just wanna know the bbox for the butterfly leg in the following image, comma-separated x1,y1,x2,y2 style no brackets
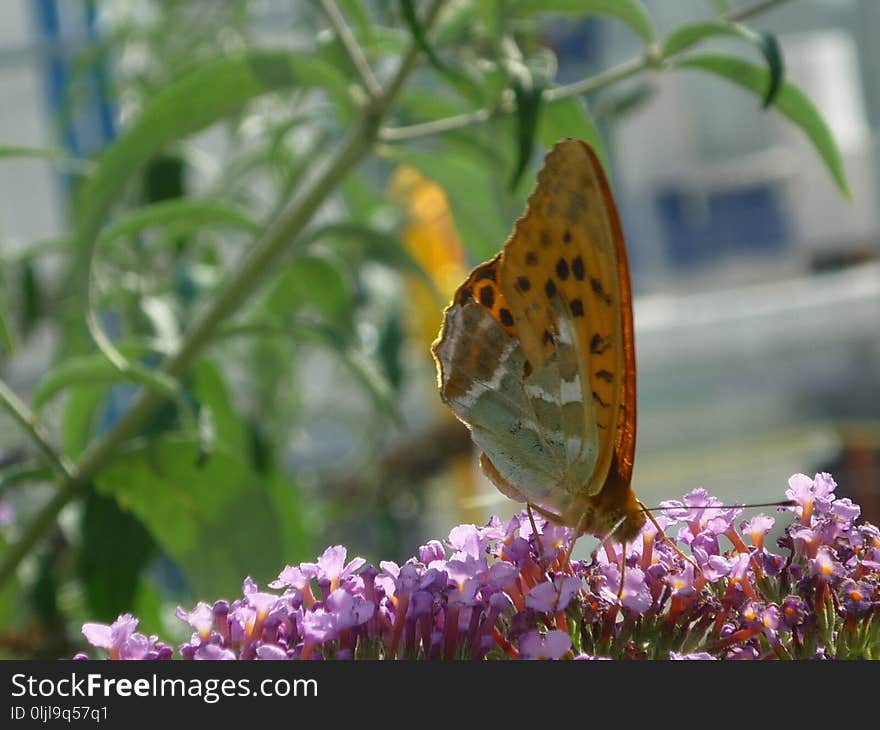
525,504,546,565
638,500,699,571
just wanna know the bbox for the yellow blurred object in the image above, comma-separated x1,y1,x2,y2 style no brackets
389,164,482,524
389,164,468,351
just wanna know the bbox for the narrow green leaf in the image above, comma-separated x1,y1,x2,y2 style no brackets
400,0,478,98
509,76,545,192
0,282,13,354
513,0,656,45
677,54,850,198
264,254,353,336
303,222,434,288
98,199,260,252
74,51,347,265
32,344,153,412
662,21,784,106
0,145,69,161
61,384,106,459
537,97,608,174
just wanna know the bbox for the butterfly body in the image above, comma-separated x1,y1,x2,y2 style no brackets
432,139,644,543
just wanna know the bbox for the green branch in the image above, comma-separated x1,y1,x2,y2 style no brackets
379,0,796,143
0,379,74,480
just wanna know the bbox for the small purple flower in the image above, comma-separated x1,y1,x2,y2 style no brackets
669,651,716,660
742,514,774,548
81,614,164,660
809,546,846,583
840,579,873,615
303,545,365,593
270,564,316,591
600,565,651,613
831,498,860,524
781,595,807,628
419,540,445,565
487,561,518,590
518,629,571,660
326,588,375,629
300,608,336,646
255,644,289,660
195,643,236,660
525,576,580,613
665,561,696,598
175,602,214,640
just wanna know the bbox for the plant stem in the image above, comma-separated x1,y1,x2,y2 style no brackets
0,0,448,590
319,0,382,99
379,0,796,143
0,380,73,480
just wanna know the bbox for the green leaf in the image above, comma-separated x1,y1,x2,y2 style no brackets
78,491,156,621
662,21,784,106
677,54,850,198
337,0,372,40
537,97,608,174
400,0,478,99
264,468,310,560
513,0,656,45
190,360,248,456
509,75,545,192
61,384,107,459
33,343,153,413
303,222,434,288
98,199,260,252
0,145,68,161
74,51,347,270
0,279,13,354
94,436,289,597
383,147,508,261
264,254,353,336
191,362,309,559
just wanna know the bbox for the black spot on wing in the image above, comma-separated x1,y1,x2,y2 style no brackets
570,298,584,317
590,277,612,305
556,258,570,281
572,256,585,281
479,285,495,309
590,334,611,355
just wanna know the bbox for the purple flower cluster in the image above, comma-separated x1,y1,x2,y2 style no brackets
77,473,879,659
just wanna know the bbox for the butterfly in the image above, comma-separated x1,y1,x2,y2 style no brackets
432,138,645,545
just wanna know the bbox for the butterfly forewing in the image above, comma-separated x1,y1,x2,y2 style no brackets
433,138,636,527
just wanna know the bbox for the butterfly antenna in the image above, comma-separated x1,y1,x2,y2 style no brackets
639,499,796,511
637,501,699,571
